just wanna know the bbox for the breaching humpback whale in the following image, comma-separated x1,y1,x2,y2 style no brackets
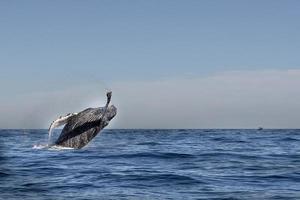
48,91,117,149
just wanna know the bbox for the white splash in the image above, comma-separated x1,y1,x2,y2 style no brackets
32,144,49,149
49,145,75,150
32,144,75,150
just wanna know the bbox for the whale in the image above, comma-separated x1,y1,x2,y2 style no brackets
48,91,117,149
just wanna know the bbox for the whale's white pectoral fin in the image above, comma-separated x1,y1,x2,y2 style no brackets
48,112,78,131
48,113,78,141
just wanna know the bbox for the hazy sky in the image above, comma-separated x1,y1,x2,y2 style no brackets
1,1,300,128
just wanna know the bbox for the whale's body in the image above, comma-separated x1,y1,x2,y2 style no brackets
49,92,117,149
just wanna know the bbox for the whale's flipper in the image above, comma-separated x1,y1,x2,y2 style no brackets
48,113,78,142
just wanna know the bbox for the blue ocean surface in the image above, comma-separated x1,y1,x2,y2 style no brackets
0,129,300,200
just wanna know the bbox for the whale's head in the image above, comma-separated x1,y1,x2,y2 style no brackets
105,105,117,121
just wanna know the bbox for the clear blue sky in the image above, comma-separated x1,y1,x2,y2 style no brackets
1,1,300,84
1,1,300,128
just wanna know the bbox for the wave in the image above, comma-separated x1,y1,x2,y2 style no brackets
136,142,161,146
280,137,300,142
0,171,10,177
109,173,202,185
106,152,196,159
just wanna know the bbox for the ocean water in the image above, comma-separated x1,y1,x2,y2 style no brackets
0,129,300,200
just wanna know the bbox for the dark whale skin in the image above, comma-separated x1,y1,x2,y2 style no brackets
55,105,117,149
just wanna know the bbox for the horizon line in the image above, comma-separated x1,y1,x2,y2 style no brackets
1,128,300,130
